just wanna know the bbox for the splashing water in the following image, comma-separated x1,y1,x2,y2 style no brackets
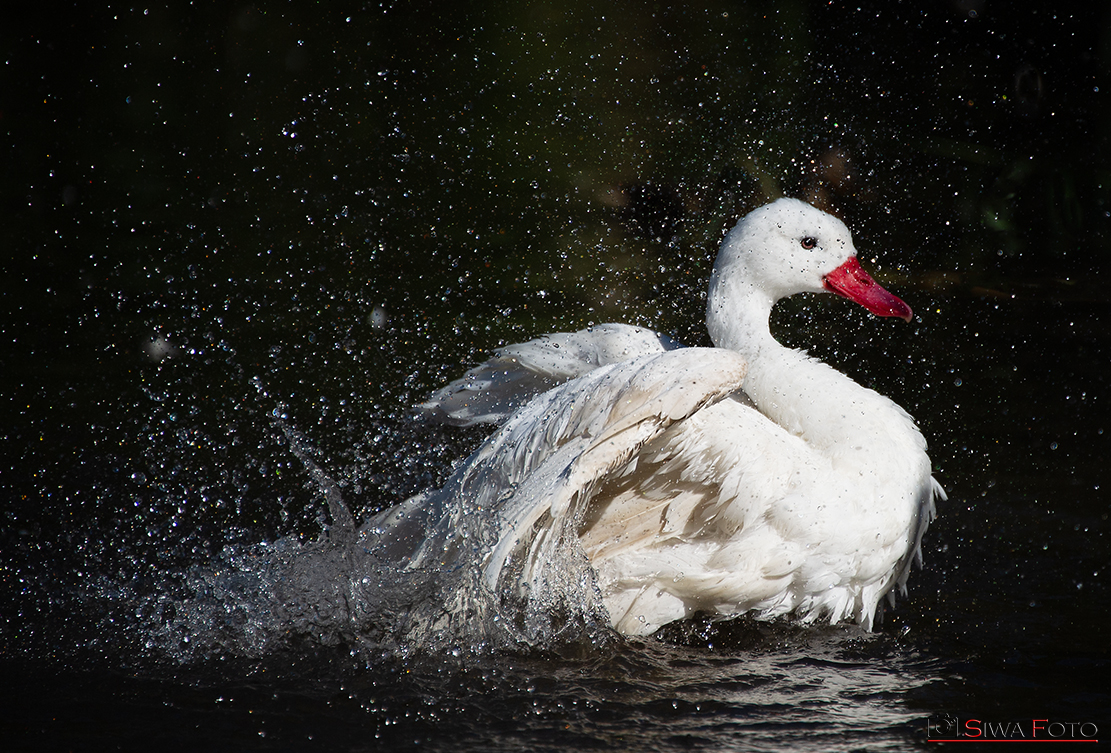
122,399,614,664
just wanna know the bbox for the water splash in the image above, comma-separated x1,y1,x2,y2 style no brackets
124,390,614,664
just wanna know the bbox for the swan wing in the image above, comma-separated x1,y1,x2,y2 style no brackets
369,348,746,643
420,323,684,426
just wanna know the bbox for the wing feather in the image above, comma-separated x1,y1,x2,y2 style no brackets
420,323,683,426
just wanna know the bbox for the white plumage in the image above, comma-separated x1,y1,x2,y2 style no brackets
377,198,943,640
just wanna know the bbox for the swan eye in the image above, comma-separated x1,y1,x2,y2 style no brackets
800,237,818,250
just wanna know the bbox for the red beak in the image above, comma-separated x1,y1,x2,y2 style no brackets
822,257,913,322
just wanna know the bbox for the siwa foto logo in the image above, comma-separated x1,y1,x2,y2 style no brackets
927,715,1099,742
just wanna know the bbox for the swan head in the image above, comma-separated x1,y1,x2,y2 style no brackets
707,198,911,347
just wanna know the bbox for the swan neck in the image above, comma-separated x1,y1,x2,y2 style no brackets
705,268,779,359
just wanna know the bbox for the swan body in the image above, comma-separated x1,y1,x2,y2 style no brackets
381,198,943,639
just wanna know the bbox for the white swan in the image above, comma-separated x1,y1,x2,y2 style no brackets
374,198,943,641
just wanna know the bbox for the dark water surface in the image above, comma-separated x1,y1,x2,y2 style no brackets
3,3,1109,750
